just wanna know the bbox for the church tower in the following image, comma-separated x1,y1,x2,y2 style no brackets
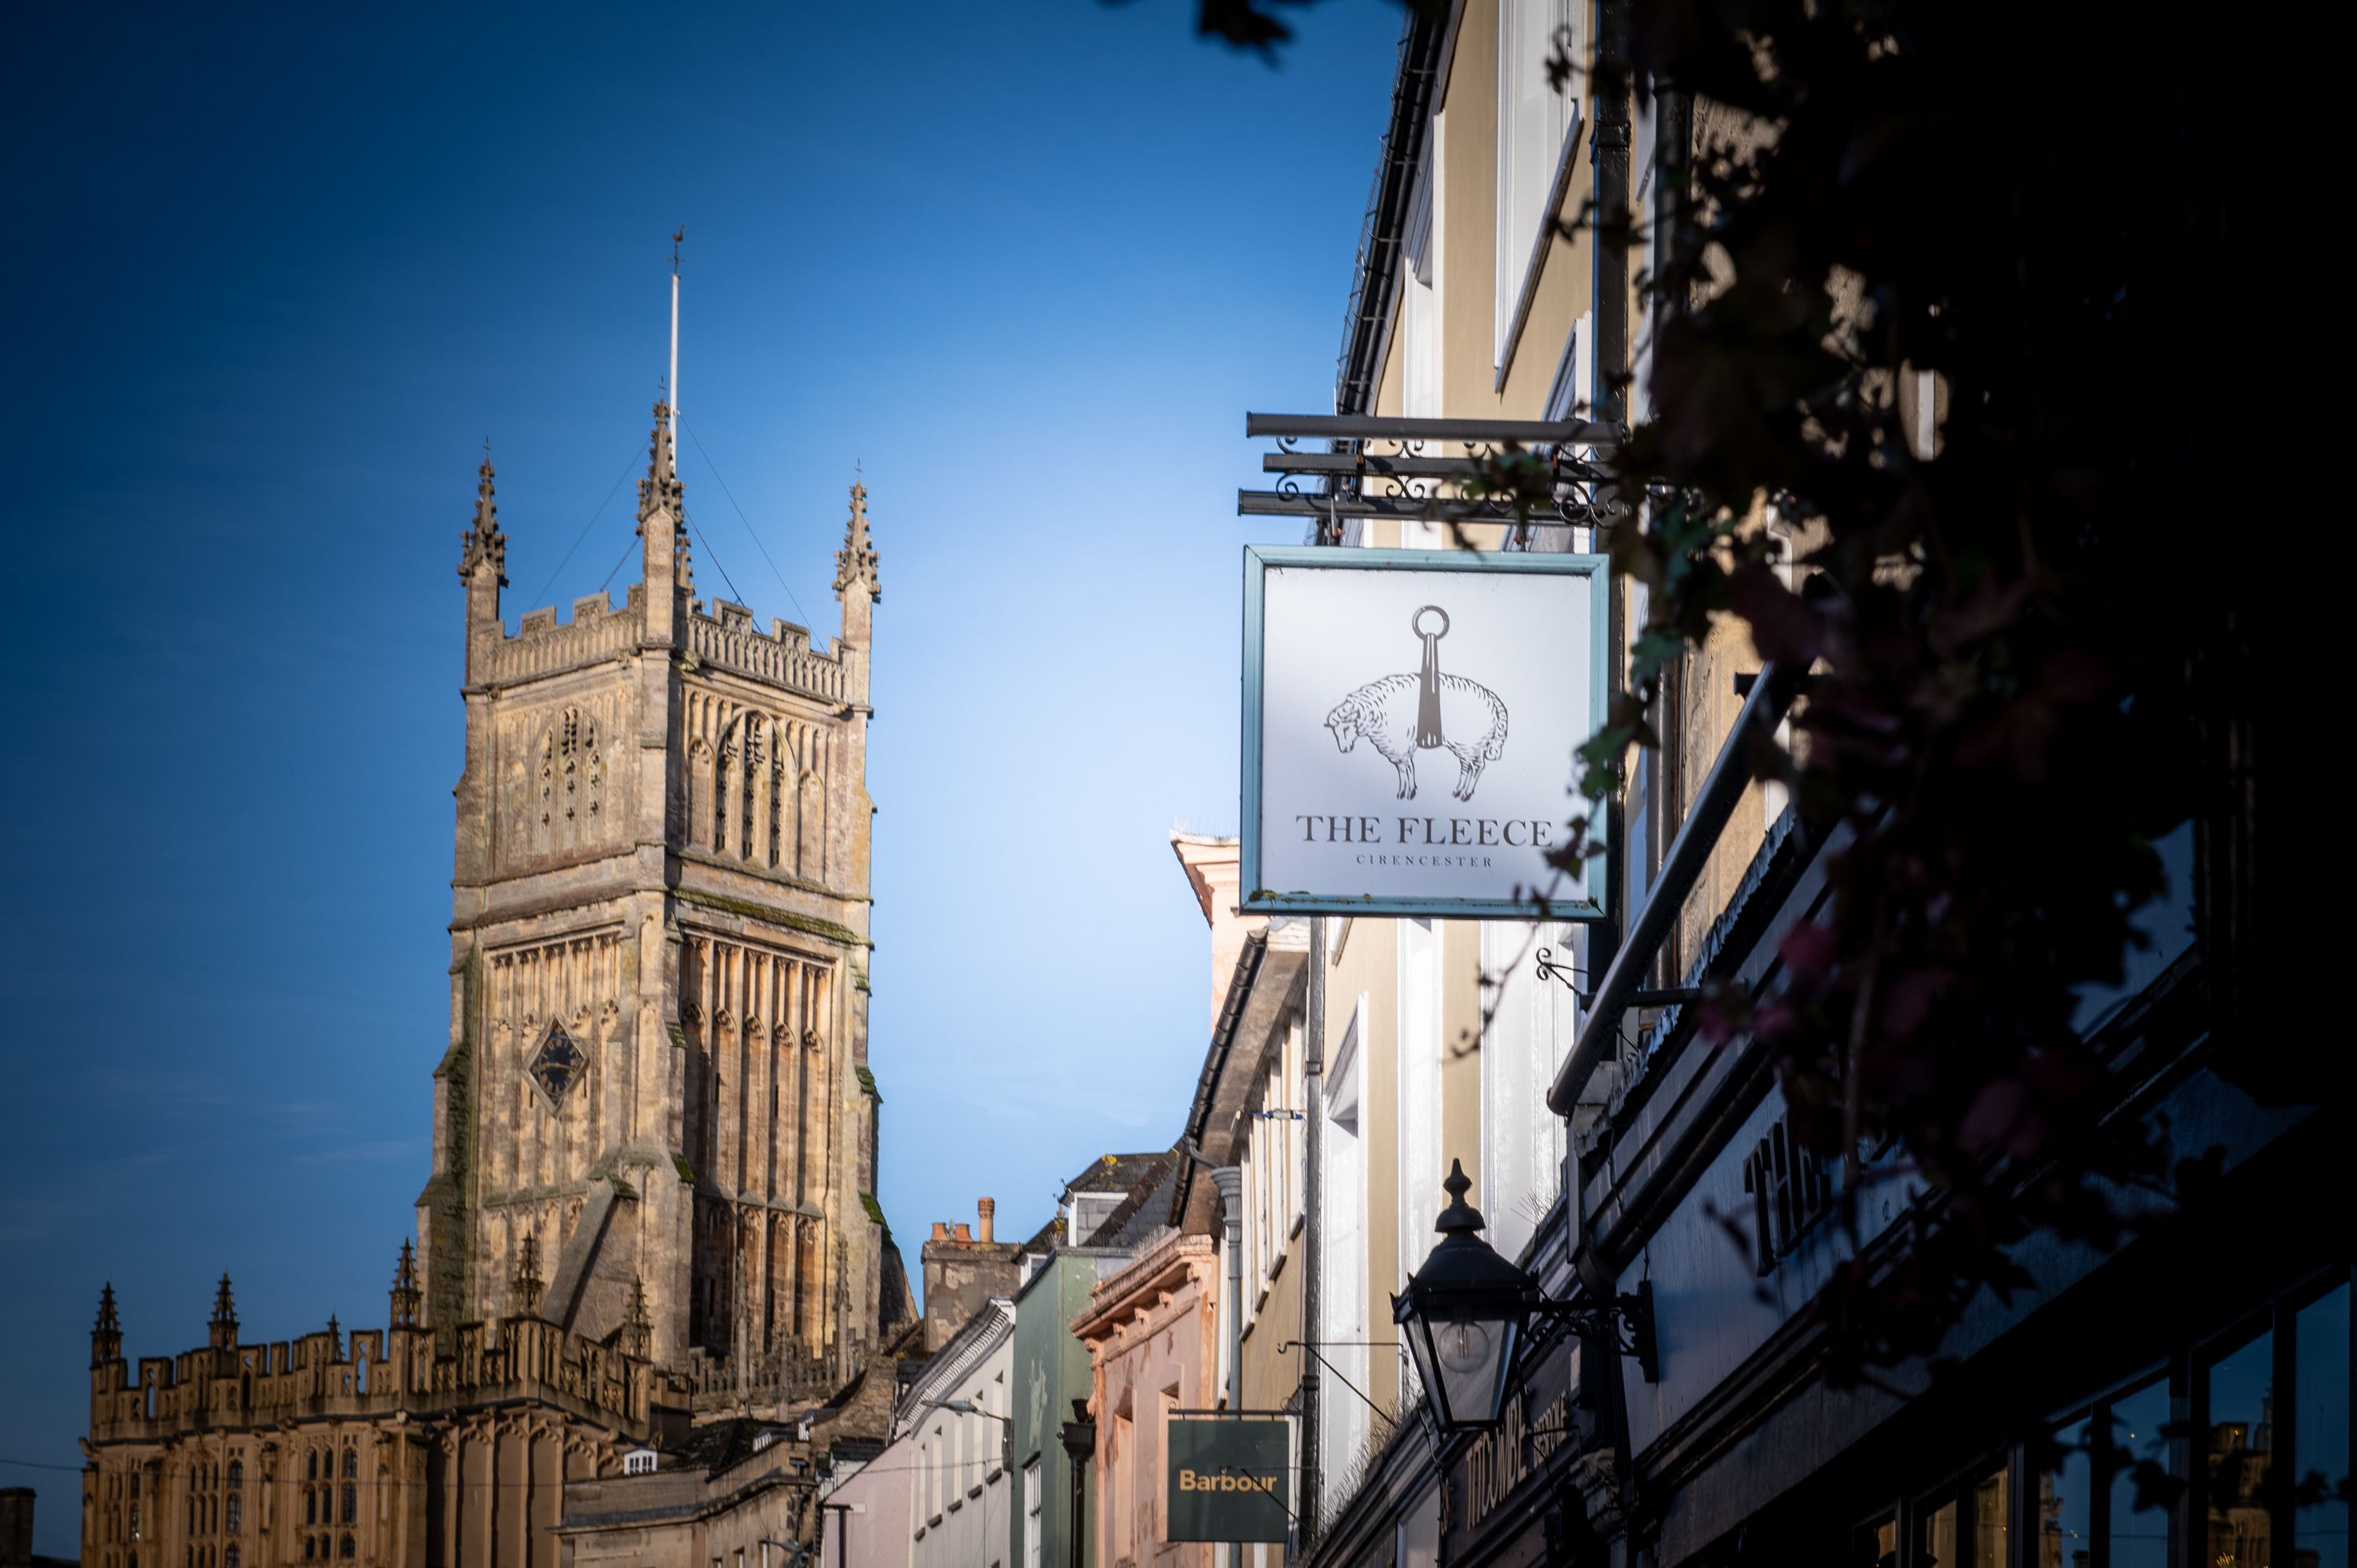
416,401,900,1384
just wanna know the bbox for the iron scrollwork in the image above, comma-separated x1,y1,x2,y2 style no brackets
1534,1280,1659,1383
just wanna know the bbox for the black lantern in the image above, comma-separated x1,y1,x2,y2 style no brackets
1391,1159,1541,1431
1394,1160,1662,1434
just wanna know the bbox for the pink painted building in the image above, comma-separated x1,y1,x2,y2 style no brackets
1073,1230,1220,1568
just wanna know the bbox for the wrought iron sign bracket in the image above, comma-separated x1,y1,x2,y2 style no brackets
1239,412,1632,537
1532,1280,1659,1383
1536,947,1700,1013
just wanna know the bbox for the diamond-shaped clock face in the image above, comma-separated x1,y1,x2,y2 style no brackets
530,1021,586,1105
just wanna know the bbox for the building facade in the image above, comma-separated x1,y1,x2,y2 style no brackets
904,1297,1016,1568
84,391,916,1568
1073,1232,1222,1568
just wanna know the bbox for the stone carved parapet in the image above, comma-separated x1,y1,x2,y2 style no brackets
688,610,845,702
90,1312,662,1446
678,1346,839,1412
482,596,645,687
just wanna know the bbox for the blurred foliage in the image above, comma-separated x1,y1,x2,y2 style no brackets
1575,0,2294,1386
1191,0,2297,1385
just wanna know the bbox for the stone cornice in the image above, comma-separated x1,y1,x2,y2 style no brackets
1071,1233,1216,1344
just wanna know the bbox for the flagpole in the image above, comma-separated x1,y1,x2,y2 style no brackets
669,227,683,437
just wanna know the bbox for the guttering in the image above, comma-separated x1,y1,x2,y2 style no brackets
1546,661,1806,1116
1335,10,1443,418
1170,929,1270,1224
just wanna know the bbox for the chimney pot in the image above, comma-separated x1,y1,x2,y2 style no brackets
930,1222,949,1242
953,1222,972,1243
977,1198,995,1244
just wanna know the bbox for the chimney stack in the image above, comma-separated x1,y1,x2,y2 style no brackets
919,1200,1022,1354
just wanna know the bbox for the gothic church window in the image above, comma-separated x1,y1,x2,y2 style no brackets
739,716,763,863
341,1449,356,1480
341,1484,354,1524
340,1534,356,1559
716,735,739,854
690,740,715,852
535,709,606,854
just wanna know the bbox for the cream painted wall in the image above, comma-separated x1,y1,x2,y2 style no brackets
1439,919,1484,1200
1324,916,1399,1421
1309,0,1608,1481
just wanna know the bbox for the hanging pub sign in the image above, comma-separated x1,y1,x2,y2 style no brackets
1165,1415,1292,1543
1241,546,1610,919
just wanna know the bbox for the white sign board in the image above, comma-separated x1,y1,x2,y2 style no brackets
1241,547,1610,919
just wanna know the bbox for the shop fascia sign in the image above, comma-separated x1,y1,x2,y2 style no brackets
1165,1414,1292,1544
1446,1342,1578,1553
1241,546,1611,920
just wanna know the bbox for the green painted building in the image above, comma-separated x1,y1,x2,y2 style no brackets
1006,1149,1182,1568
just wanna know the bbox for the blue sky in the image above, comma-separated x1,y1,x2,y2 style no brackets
0,0,1398,1548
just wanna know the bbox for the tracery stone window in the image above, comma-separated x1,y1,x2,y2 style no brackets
341,1483,355,1524
342,1449,356,1479
535,708,606,855
339,1534,356,1559
705,709,809,869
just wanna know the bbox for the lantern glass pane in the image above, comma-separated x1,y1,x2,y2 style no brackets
1404,1314,1444,1420
1431,1308,1516,1428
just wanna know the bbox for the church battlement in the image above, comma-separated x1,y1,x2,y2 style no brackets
684,600,847,703
485,588,647,687
91,1279,665,1447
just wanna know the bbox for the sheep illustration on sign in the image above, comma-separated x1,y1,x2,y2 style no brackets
1324,606,1509,801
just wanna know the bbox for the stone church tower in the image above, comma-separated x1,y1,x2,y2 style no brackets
80,399,911,1568
417,405,900,1384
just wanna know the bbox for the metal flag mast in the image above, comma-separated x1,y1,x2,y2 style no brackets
669,227,684,434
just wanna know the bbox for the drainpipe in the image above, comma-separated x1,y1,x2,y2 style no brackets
1589,0,1636,1010
1058,1398,1095,1568
1590,0,1631,438
1298,918,1326,1548
1209,1165,1245,1568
